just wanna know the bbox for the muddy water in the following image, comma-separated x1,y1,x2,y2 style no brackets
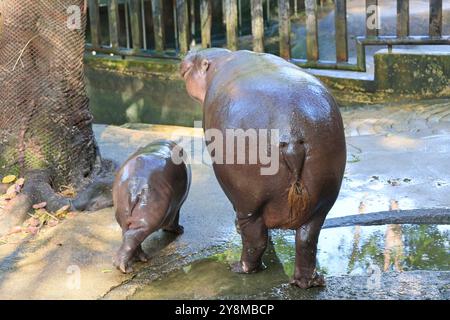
130,224,449,300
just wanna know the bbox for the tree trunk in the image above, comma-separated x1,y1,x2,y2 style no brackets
0,0,114,234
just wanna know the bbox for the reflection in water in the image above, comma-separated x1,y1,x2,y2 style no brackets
131,223,449,299
349,201,366,273
384,224,404,272
344,224,449,274
131,241,290,300
384,200,404,272
403,225,450,270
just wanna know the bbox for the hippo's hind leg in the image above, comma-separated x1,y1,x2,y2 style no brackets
163,209,184,235
232,213,268,273
113,223,155,273
134,245,149,262
290,206,329,289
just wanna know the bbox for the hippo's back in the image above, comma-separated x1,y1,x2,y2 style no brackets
205,51,344,148
113,140,191,207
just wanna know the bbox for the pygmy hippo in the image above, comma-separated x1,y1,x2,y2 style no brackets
181,48,346,288
113,140,191,273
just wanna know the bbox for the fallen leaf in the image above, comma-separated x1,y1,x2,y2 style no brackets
347,154,361,163
25,226,40,235
55,204,70,216
101,269,113,273
8,226,22,235
6,184,16,195
14,183,22,193
16,178,25,186
27,217,40,227
2,191,16,200
32,202,47,209
48,220,59,227
66,211,77,218
59,185,76,198
2,175,16,184
388,179,401,186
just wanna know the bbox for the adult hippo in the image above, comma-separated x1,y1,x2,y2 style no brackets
181,48,346,289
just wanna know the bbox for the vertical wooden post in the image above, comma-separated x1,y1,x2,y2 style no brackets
305,0,319,61
173,0,179,50
278,0,290,60
108,0,120,49
88,0,101,48
222,0,227,25
224,0,238,51
125,0,131,48
200,0,212,48
335,0,347,62
238,0,243,35
151,0,165,52
190,0,196,44
396,0,409,37
299,0,305,10
176,0,190,53
251,0,264,52
141,0,147,50
365,0,379,37
429,0,442,37
128,0,142,50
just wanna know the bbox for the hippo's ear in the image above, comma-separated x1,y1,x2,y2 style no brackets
200,59,210,74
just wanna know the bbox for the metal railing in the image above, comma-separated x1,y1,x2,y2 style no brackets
86,0,450,72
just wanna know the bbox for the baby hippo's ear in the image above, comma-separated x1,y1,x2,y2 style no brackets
201,59,210,74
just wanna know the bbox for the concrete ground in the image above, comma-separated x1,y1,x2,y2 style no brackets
0,99,449,299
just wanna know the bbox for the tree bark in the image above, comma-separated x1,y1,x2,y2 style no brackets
0,0,114,235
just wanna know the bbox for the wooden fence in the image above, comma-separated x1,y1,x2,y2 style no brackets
86,0,449,71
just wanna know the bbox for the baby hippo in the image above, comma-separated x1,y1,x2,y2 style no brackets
113,140,191,273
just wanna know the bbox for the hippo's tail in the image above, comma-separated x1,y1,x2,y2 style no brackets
287,179,309,224
127,176,149,216
281,141,310,227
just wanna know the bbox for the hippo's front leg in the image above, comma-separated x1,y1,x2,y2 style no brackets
231,213,268,273
291,211,327,289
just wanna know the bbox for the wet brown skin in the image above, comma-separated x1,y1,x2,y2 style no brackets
113,140,191,273
181,49,346,288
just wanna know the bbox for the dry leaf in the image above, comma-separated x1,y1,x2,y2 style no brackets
56,204,70,215
2,191,16,200
27,217,40,227
59,185,76,198
8,226,22,235
48,220,59,227
16,178,25,186
32,202,47,209
2,175,16,184
101,269,113,273
66,211,77,218
6,184,16,195
26,226,40,235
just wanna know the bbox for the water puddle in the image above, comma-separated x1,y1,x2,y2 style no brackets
130,224,449,299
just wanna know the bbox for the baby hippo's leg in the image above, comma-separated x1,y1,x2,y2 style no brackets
134,245,149,262
163,209,184,235
114,217,156,274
